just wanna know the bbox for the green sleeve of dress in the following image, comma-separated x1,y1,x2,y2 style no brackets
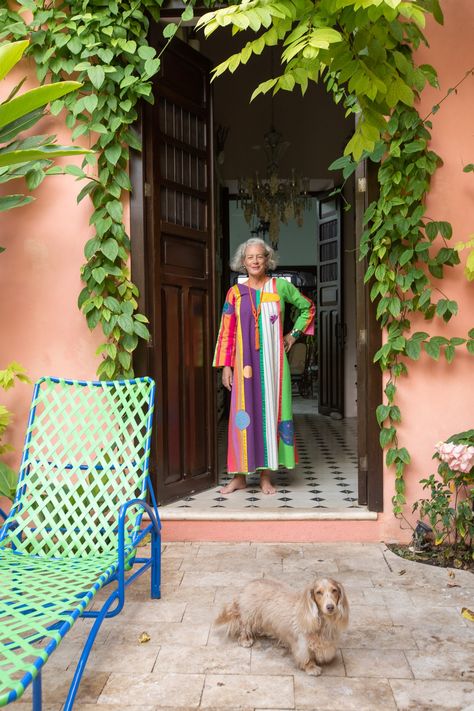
276,278,316,336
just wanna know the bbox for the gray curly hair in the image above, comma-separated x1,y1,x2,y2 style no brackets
230,238,278,273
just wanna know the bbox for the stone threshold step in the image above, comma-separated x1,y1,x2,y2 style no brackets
158,507,378,522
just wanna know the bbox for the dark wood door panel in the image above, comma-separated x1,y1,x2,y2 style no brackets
160,284,184,487
317,195,344,416
161,231,208,277
143,36,216,505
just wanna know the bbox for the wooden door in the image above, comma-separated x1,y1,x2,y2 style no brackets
316,194,344,416
142,36,216,505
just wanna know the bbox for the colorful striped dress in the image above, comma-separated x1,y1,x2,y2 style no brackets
213,277,315,475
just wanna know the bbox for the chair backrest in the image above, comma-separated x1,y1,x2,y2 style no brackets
0,377,155,558
288,343,307,375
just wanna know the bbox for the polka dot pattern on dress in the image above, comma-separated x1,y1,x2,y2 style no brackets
235,410,251,430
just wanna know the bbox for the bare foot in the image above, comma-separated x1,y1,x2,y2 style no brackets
219,475,246,494
260,472,276,495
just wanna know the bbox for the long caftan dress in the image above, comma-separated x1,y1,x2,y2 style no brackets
213,277,315,475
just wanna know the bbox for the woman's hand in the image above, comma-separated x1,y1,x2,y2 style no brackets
222,366,233,391
283,333,296,354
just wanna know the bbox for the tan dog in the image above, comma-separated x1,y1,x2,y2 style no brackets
215,577,349,675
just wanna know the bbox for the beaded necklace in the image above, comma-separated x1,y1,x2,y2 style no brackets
247,280,267,350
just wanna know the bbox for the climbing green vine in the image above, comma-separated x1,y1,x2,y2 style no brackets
361,100,474,514
0,0,190,379
1,0,473,515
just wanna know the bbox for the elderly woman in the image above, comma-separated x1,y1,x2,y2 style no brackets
213,238,315,495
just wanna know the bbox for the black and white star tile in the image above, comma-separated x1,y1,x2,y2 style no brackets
164,405,361,511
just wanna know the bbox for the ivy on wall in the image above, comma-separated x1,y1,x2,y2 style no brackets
1,0,473,514
0,0,187,379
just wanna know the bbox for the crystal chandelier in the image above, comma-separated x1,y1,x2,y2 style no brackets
237,126,310,250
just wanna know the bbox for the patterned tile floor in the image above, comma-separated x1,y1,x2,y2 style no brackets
164,395,362,512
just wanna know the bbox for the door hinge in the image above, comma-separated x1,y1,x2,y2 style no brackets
144,182,152,197
357,177,367,193
359,454,368,472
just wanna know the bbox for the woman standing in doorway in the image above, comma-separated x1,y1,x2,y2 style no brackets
213,238,315,495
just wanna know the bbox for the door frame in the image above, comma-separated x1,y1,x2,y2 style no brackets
130,43,383,513
355,160,383,511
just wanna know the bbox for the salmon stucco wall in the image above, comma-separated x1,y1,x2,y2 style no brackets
0,94,104,465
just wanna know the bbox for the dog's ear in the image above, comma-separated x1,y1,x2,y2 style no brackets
297,585,321,633
335,582,349,629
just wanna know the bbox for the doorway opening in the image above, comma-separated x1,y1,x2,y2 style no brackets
133,21,383,514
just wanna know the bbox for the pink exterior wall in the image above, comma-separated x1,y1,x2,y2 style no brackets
0,64,103,464
1,1,473,541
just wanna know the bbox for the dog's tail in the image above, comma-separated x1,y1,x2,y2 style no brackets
215,601,242,638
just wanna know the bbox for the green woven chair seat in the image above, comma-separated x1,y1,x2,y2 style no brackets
0,547,130,706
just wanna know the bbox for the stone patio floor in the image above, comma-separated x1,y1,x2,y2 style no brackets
15,542,474,711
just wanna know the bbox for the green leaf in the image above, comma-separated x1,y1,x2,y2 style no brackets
424,339,440,360
399,249,413,266
92,267,106,284
0,81,82,131
445,344,455,363
380,427,396,448
405,339,421,360
426,221,438,240
376,404,391,425
0,461,17,500
0,144,92,168
122,333,138,352
67,36,82,54
138,46,156,61
163,23,178,39
397,447,410,465
87,65,105,90
106,200,123,223
118,350,132,370
100,238,119,261
83,94,98,114
0,40,29,81
118,313,135,334
104,144,122,166
133,320,150,340
181,5,194,21
0,194,34,211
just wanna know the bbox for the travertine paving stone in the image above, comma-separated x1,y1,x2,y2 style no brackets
342,648,413,679
13,542,474,710
294,675,398,710
99,673,205,707
389,679,474,710
201,673,294,709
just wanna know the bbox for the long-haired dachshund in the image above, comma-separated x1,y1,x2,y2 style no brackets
215,577,349,675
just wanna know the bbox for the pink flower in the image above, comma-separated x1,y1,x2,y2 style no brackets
435,441,474,473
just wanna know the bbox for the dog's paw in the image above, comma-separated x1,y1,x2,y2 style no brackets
304,662,322,676
238,636,254,648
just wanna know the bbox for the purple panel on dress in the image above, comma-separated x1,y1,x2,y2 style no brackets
238,285,265,471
